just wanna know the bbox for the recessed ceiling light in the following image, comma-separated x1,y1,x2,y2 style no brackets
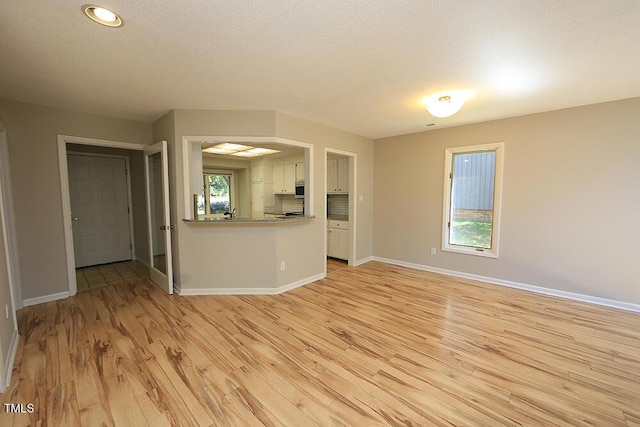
82,4,123,27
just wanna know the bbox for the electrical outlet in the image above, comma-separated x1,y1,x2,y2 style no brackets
430,248,437,255
280,261,286,271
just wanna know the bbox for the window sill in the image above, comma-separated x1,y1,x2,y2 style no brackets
442,245,498,258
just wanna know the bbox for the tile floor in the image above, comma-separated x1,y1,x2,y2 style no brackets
75,259,149,292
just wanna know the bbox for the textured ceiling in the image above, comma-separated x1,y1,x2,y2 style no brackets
1,0,639,138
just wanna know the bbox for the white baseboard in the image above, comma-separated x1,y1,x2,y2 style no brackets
354,256,374,266
23,291,70,307
177,273,325,296
173,281,182,294
2,328,19,390
373,256,640,314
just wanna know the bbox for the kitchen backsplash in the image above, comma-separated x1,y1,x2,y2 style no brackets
328,194,348,218
270,194,304,213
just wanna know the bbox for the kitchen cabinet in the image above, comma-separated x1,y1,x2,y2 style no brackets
251,182,265,218
327,157,348,193
251,164,267,182
273,163,296,194
327,219,349,260
251,181,274,218
295,162,305,182
296,162,304,181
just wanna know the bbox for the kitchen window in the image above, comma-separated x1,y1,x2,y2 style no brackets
442,142,504,258
198,170,234,218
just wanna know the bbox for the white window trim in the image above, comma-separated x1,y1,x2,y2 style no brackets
442,142,504,258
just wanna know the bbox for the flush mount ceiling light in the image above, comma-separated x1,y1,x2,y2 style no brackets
202,143,280,158
231,147,280,157
82,4,123,27
424,92,465,118
202,143,251,155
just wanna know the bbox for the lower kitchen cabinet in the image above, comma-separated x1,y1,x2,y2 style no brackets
327,220,349,260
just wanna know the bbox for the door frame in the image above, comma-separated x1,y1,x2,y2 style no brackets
67,151,136,268
0,121,19,393
0,121,21,311
143,140,173,294
57,135,146,296
324,148,357,268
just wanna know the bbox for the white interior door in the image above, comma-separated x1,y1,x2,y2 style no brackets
68,154,132,268
144,141,173,294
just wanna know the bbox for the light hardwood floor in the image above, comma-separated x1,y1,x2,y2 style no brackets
1,259,639,426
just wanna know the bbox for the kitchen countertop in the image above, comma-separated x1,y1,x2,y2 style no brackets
183,215,315,224
264,210,304,216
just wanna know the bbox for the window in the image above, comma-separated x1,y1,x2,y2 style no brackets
442,142,504,258
197,171,233,218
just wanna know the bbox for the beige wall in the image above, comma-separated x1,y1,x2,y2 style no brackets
0,98,152,301
153,109,374,291
374,97,640,305
275,111,375,267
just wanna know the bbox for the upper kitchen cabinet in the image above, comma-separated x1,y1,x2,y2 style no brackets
327,156,349,193
251,164,267,182
295,162,305,182
273,163,296,194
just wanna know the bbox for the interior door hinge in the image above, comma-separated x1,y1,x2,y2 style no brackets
449,172,452,179
447,221,450,228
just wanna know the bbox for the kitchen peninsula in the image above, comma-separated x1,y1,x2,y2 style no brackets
151,109,371,298
173,131,324,297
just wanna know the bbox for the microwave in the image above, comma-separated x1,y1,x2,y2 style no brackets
294,180,305,198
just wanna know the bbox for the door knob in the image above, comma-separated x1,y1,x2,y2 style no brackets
71,217,78,221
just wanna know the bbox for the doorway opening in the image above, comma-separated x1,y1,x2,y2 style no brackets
57,135,149,296
325,148,357,269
